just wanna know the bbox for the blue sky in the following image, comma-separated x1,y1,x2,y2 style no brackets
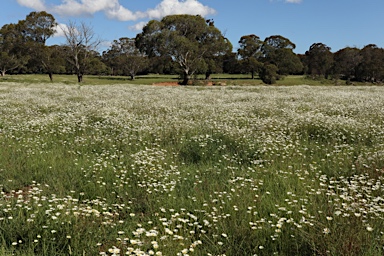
1,0,384,54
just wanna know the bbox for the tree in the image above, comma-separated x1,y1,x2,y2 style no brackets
104,37,148,80
20,11,57,44
0,23,28,76
62,21,101,82
259,63,279,84
87,51,108,75
237,34,263,79
261,35,303,75
332,47,361,82
136,15,231,85
355,44,384,82
41,45,66,81
305,43,333,78
223,52,242,74
12,11,58,79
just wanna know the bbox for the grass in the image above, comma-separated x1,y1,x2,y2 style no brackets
0,82,383,255
0,73,367,86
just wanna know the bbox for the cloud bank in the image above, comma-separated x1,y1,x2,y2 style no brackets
16,0,216,22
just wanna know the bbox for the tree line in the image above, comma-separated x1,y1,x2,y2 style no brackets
1,11,384,85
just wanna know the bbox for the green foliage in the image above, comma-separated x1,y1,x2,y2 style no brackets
305,43,334,78
262,35,303,75
259,63,279,84
136,15,232,85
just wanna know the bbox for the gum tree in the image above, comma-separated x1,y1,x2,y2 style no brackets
136,15,231,85
262,35,303,75
305,43,333,78
237,34,263,79
62,21,101,83
103,37,148,80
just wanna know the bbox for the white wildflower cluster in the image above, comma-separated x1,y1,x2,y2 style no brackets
0,84,384,255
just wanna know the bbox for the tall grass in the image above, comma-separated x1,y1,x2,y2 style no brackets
0,83,383,255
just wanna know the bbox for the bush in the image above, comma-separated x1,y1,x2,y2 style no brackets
260,63,279,84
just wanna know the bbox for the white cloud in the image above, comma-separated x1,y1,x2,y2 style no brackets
285,0,302,3
51,0,118,17
100,40,113,49
53,23,71,37
146,0,216,19
129,21,148,31
16,0,46,10
105,5,146,21
16,0,216,21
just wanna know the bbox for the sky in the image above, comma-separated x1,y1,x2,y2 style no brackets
1,0,384,54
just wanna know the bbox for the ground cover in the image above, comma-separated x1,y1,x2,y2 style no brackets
0,83,383,255
1,74,365,86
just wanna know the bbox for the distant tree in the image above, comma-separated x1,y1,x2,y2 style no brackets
223,52,241,74
305,43,334,78
144,56,177,74
332,47,362,82
20,11,57,44
27,44,66,81
259,63,279,84
204,55,229,80
238,57,262,79
355,44,384,82
104,37,148,80
0,23,28,76
87,51,108,75
262,35,303,75
12,11,59,79
237,34,263,79
62,21,101,82
136,15,231,85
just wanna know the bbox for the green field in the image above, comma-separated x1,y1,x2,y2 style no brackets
0,82,383,255
0,74,369,86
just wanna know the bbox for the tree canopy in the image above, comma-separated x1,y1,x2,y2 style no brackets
136,14,232,85
2,11,384,84
237,34,263,79
262,35,303,75
305,43,334,78
103,37,148,79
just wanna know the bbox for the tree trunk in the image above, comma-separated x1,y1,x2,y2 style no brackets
130,74,135,80
251,70,255,80
48,72,53,82
181,71,190,85
77,74,83,83
1,70,5,77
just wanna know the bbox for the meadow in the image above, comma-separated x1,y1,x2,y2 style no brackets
0,81,383,255
0,74,355,86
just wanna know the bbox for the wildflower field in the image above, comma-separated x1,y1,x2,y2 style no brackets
0,83,383,256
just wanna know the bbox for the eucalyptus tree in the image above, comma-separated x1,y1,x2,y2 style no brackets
262,35,303,75
259,63,279,84
38,45,66,81
62,21,101,82
20,11,57,44
136,14,231,85
355,44,384,82
104,37,148,80
237,34,263,79
0,23,28,76
20,11,62,80
332,47,361,82
305,43,334,78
